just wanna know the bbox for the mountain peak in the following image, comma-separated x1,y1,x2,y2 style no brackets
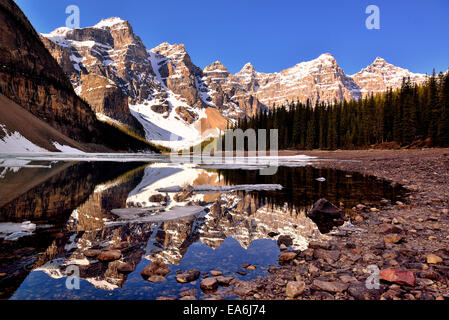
318,53,336,61
240,62,256,72
371,57,390,66
152,42,187,54
93,17,127,29
204,60,228,73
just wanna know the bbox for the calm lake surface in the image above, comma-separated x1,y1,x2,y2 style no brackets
0,155,406,300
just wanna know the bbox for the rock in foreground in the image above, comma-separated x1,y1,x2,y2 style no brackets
380,269,416,286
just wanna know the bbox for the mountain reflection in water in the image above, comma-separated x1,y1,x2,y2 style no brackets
0,160,406,300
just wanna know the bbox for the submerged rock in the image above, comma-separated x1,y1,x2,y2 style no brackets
141,261,170,278
308,199,343,219
147,275,166,283
176,270,201,283
200,277,219,291
216,276,234,286
307,199,345,234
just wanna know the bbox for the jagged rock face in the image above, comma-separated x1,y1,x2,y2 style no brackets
42,19,156,104
42,21,229,148
352,57,428,97
78,74,144,133
151,42,204,109
202,61,265,117
41,18,158,135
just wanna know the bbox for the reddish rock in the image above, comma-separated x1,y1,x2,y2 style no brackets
380,269,416,286
279,252,297,262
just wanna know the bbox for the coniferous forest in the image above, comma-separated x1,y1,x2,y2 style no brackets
232,71,449,150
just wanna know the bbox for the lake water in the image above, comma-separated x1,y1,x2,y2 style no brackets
0,155,406,300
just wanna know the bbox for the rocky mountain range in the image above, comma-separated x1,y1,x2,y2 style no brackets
41,17,428,149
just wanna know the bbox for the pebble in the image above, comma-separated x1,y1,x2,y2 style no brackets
311,280,349,293
427,254,443,264
286,281,306,298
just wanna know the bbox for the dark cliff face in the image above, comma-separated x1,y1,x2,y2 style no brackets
0,0,97,139
0,0,157,152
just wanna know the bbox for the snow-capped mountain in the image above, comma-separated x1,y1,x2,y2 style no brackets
41,18,229,149
41,17,428,149
351,57,428,97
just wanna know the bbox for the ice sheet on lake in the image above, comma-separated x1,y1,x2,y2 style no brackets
0,153,318,169
157,184,283,194
107,206,204,225
0,221,36,240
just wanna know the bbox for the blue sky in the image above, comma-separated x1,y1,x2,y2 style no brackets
14,0,449,75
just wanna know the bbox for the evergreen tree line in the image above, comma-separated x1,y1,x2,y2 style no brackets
231,71,449,150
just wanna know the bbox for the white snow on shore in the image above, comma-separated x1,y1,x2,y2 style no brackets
0,125,47,153
52,142,84,154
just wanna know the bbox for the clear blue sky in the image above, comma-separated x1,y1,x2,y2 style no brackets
14,0,449,75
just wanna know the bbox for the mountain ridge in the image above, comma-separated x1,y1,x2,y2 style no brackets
41,16,429,149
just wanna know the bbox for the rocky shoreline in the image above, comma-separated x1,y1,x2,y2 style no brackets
183,149,449,300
